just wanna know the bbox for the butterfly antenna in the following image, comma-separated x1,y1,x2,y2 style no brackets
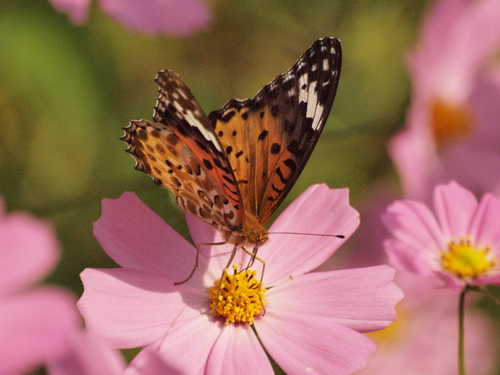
268,232,345,239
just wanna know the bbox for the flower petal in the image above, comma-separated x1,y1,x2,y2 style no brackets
469,193,500,248
98,0,212,37
48,0,91,25
257,312,376,375
266,266,402,332
433,181,478,238
130,315,222,374
383,198,445,276
0,211,59,293
78,268,206,348
124,345,183,375
0,288,80,374
467,192,500,286
185,213,238,284
47,331,126,375
94,192,205,282
388,126,437,202
262,184,359,284
206,325,273,374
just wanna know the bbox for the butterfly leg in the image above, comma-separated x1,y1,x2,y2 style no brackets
241,246,267,315
174,240,227,285
241,246,265,282
215,243,240,305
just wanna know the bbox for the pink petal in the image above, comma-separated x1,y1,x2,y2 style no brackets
98,0,212,37
131,315,222,374
185,212,223,247
124,345,183,374
48,0,91,25
358,272,497,374
383,199,445,275
78,268,205,348
470,193,500,247
266,266,402,332
0,211,59,292
468,193,500,287
206,325,273,374
261,184,360,285
257,312,376,375
469,71,500,146
47,331,126,375
184,213,238,283
438,73,500,195
0,288,80,374
410,0,500,102
94,192,206,283
432,181,478,238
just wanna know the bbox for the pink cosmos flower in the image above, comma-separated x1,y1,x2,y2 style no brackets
382,181,500,292
0,199,80,373
389,0,500,202
78,184,403,374
354,272,497,375
337,192,498,374
49,0,212,37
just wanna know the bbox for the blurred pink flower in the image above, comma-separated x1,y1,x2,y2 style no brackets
47,331,126,375
383,181,500,292
49,0,212,37
78,185,403,374
338,191,498,374
389,0,500,202
354,272,497,375
0,199,80,373
0,198,126,374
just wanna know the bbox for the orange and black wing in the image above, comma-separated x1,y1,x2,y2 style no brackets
208,37,342,224
122,70,245,232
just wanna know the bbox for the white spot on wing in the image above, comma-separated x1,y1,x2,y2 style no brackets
298,73,309,103
305,81,324,131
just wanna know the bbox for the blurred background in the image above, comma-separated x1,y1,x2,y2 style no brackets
0,0,419,292
2,0,498,372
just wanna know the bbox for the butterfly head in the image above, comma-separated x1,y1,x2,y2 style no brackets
224,214,268,247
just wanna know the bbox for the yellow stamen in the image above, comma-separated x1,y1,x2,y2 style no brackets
440,237,497,281
209,265,267,325
431,98,472,148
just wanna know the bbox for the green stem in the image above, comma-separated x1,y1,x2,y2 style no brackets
458,287,467,375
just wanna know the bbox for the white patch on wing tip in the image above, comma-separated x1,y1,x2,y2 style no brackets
305,81,324,131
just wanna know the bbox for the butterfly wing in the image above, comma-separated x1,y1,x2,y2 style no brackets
122,70,245,232
208,37,342,224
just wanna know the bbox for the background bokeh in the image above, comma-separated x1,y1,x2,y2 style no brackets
0,0,419,292
1,0,498,371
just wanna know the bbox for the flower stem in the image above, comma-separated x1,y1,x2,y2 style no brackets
458,287,467,375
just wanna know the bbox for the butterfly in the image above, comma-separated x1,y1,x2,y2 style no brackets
122,37,342,280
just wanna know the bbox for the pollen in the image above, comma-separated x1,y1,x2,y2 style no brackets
209,265,267,325
431,98,472,148
440,237,497,281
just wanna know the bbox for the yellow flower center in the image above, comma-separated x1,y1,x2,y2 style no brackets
440,237,497,281
431,98,472,148
209,265,267,325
